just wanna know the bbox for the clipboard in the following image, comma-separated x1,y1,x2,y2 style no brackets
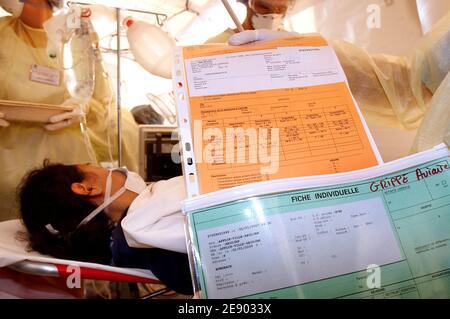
0,99,74,123
173,36,383,198
182,144,450,299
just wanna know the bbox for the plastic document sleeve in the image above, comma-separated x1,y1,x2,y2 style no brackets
172,36,382,198
182,144,450,299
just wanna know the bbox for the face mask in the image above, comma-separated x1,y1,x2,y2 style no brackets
251,12,285,31
48,0,63,10
0,0,24,17
76,167,147,228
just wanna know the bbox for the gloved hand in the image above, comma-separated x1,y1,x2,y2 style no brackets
0,111,10,127
228,30,300,46
44,100,85,131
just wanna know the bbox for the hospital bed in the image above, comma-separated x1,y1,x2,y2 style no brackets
0,219,168,299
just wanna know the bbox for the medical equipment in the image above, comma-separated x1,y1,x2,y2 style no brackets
131,104,165,125
64,9,100,163
138,125,182,182
43,5,98,163
44,4,120,165
123,16,175,79
251,12,284,30
146,92,177,125
0,219,168,299
63,17,96,104
0,0,23,17
221,0,244,32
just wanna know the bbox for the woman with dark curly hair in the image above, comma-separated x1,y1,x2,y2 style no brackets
18,161,192,295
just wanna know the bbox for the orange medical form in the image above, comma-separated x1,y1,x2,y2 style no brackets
173,36,382,197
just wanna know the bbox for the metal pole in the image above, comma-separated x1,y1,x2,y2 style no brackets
116,8,122,167
221,0,244,32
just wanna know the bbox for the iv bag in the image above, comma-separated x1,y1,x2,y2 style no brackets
62,16,98,165
63,18,96,103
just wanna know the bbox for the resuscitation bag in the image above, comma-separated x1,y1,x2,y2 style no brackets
123,16,176,79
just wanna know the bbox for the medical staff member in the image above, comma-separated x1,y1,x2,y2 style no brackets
206,0,293,43
0,0,139,221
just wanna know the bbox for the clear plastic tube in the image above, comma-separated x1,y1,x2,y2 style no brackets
146,92,177,124
78,104,97,165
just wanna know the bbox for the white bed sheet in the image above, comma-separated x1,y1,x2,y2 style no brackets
0,219,157,281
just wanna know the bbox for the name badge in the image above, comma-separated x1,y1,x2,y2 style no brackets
30,64,61,86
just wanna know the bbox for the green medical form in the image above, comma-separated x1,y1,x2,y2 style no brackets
183,145,450,299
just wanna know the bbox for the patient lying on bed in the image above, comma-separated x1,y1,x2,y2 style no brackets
17,161,192,295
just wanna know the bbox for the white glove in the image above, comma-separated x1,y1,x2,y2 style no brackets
0,111,10,127
228,30,300,46
44,100,85,131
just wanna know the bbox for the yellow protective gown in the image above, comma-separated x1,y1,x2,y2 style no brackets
331,11,450,155
0,16,139,221
409,12,450,152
